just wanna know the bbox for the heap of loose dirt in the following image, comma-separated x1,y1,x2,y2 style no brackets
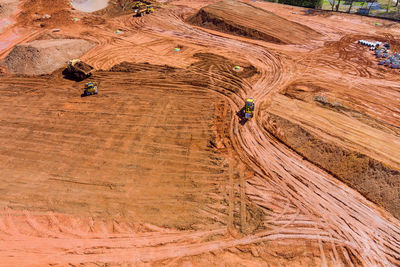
187,0,321,44
1,39,94,74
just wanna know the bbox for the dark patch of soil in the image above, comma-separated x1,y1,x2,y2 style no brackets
108,61,178,73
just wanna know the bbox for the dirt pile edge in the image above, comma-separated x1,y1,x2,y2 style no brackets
1,38,94,75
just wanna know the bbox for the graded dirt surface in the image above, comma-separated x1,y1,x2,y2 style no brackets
0,63,229,229
0,0,400,266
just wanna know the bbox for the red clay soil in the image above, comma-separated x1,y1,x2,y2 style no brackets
0,0,399,266
187,0,322,44
73,59,94,72
263,111,400,219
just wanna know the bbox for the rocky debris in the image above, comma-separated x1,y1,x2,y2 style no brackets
1,39,94,75
313,95,329,105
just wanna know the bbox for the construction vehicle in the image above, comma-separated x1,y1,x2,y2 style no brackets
375,49,383,58
83,81,98,96
244,98,255,119
134,5,153,16
133,1,146,13
66,59,94,80
133,0,153,15
135,5,146,16
146,5,154,14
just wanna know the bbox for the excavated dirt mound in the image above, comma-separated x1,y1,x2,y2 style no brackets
188,0,321,44
1,39,94,75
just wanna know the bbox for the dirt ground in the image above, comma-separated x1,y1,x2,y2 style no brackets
0,0,400,266
187,0,321,44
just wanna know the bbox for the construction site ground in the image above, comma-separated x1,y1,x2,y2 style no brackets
0,0,400,266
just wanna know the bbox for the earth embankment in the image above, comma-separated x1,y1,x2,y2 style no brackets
264,111,400,219
187,0,321,44
0,0,400,265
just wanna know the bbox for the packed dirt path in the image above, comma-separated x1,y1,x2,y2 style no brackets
0,0,400,266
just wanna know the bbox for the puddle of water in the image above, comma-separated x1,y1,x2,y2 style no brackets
71,0,109,12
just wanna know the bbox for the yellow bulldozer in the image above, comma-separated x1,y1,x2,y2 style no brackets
83,81,98,96
133,1,146,11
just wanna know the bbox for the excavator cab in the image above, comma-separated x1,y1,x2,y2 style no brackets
244,98,255,119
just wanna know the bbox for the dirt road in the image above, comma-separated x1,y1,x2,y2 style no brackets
0,0,399,265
